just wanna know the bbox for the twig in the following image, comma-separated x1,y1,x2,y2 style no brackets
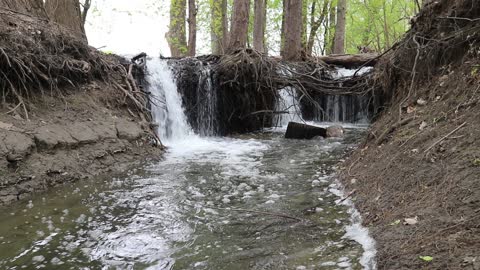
423,122,467,153
339,189,357,203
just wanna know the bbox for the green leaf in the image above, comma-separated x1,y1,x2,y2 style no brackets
390,219,401,226
419,256,433,262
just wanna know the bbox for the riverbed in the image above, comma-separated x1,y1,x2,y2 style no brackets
0,128,375,269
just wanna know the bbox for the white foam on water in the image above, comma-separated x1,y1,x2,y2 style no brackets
332,67,373,79
329,181,377,270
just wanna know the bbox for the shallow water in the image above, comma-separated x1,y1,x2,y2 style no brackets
0,129,375,270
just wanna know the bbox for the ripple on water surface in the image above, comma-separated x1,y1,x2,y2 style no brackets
0,129,375,269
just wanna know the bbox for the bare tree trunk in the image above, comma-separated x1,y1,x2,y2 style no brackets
0,0,46,18
81,0,91,28
280,0,287,55
187,0,196,56
307,0,329,55
167,0,188,57
301,0,308,51
253,0,266,53
325,0,336,54
282,0,303,60
45,0,87,42
332,0,347,54
211,0,228,54
227,0,250,53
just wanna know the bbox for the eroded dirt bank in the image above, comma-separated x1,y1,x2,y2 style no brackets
0,84,163,206
340,1,480,269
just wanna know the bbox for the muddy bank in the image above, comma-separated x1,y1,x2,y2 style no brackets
339,1,480,269
0,84,163,206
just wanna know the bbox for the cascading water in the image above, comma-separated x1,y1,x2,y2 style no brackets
274,87,304,127
147,58,194,142
196,64,218,136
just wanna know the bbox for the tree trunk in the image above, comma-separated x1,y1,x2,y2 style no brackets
81,0,91,28
325,0,336,54
253,0,266,53
167,0,188,57
307,0,330,55
211,0,228,54
301,0,308,51
282,0,303,61
0,0,46,18
332,0,347,54
280,0,287,55
44,0,87,42
227,0,250,53
187,0,196,56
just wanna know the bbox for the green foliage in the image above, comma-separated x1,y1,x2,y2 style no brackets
345,0,417,53
419,256,434,262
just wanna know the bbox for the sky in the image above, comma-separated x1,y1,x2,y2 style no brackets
85,0,173,57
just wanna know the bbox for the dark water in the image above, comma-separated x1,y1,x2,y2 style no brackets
0,129,375,270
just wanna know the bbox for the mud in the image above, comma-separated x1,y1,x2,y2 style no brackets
0,83,163,206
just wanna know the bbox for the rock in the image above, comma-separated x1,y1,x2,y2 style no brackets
326,125,345,138
417,98,427,106
34,125,77,149
0,130,35,160
66,122,99,144
86,121,117,140
285,122,327,139
115,120,143,140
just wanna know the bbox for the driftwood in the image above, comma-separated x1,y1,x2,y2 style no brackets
285,122,327,139
316,53,378,68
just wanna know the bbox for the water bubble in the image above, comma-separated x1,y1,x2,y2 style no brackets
32,255,45,263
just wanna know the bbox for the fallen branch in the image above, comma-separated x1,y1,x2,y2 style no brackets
424,122,467,153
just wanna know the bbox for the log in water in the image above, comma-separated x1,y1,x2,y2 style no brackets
285,122,327,139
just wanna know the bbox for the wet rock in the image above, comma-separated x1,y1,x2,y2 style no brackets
326,125,345,138
34,125,77,149
115,120,143,140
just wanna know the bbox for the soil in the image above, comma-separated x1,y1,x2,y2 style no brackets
0,82,163,206
338,1,480,268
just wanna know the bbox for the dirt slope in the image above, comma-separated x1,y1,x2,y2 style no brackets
0,83,163,206
340,1,480,269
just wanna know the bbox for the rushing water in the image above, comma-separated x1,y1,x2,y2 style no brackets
0,60,376,269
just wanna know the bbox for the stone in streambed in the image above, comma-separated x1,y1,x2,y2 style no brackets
326,125,345,138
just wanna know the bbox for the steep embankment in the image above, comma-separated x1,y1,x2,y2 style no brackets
340,1,480,269
0,9,162,205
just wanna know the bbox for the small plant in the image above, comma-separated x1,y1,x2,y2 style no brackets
419,256,434,262
473,158,480,166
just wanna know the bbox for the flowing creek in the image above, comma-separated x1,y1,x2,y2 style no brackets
0,60,376,270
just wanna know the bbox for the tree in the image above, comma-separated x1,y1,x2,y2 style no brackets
332,0,347,54
227,0,250,52
306,0,330,55
253,0,267,53
167,0,188,57
210,0,228,54
0,0,46,18
282,0,303,60
80,0,91,28
45,0,87,42
187,0,197,56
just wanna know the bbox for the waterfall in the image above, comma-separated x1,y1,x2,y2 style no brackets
196,64,218,136
147,58,194,142
274,87,304,127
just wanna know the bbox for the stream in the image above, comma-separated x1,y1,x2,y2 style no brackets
0,59,376,270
